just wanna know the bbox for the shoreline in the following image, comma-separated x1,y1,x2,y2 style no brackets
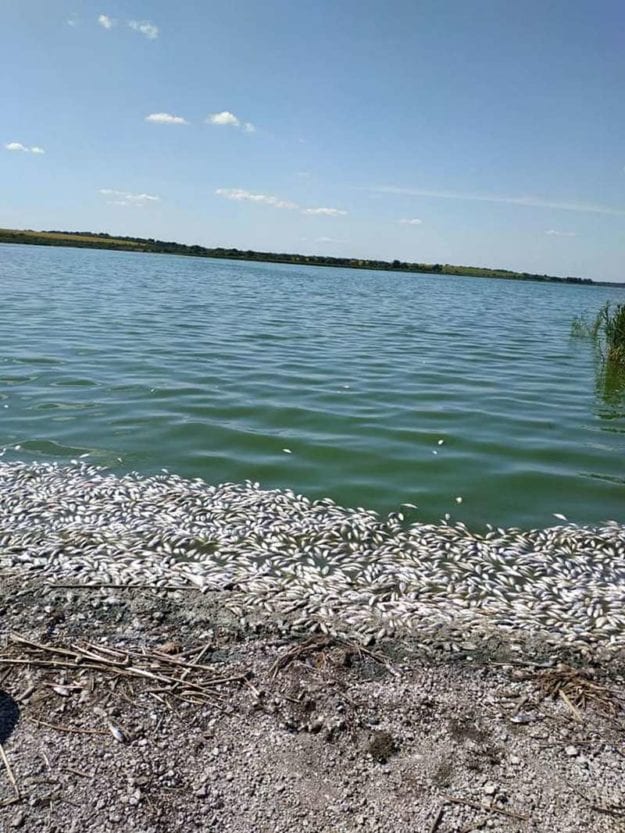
2,461,625,661
1,575,625,832
2,229,616,287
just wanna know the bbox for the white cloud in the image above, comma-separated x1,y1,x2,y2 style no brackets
216,188,347,216
97,14,115,29
145,112,188,125
302,207,347,216
209,111,240,127
316,236,347,243
207,111,255,132
67,15,78,27
398,218,423,225
545,229,576,237
215,188,298,210
99,188,160,206
5,142,45,154
370,185,625,217
128,20,159,39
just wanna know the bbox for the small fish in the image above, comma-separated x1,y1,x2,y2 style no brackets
553,513,568,521
455,497,463,504
437,439,444,446
282,448,292,454
50,684,78,697
107,722,127,743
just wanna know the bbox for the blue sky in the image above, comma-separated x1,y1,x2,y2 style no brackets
2,0,624,281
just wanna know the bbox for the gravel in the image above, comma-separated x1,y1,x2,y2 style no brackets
1,575,625,832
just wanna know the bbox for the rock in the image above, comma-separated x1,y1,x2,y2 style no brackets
565,746,578,757
483,783,497,795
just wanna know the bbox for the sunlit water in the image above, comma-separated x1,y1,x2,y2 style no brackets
1,243,623,528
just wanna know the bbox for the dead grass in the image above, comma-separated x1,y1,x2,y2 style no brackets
532,663,622,718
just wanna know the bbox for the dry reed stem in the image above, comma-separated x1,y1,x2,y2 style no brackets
0,743,20,798
2,632,249,710
530,664,620,716
269,634,397,680
443,793,529,822
27,718,109,736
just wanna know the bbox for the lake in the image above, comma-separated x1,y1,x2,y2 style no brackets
1,242,623,528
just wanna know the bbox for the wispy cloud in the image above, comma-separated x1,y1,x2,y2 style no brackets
215,188,298,210
128,20,159,39
66,15,79,27
145,112,188,125
98,15,158,38
5,142,45,154
316,236,347,244
99,188,160,206
302,207,347,216
398,218,422,225
207,112,255,133
216,188,347,217
370,185,625,217
545,229,577,237
97,14,115,29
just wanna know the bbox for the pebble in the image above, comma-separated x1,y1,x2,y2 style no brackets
565,746,579,757
10,812,25,829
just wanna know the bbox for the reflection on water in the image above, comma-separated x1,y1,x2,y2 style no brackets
596,358,625,415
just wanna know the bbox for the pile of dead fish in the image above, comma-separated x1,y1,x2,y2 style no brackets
1,461,624,653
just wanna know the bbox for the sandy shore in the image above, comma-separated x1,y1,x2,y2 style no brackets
1,575,625,833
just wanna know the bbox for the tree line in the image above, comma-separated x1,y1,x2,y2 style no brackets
0,227,595,285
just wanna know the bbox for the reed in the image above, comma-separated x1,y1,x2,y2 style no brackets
573,302,625,367
601,302,625,365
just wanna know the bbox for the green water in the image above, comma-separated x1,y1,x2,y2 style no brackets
1,243,623,527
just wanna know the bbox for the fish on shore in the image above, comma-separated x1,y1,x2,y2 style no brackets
0,461,624,655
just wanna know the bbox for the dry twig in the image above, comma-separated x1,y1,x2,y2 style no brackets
443,793,529,822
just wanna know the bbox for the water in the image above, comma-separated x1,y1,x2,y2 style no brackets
1,243,623,528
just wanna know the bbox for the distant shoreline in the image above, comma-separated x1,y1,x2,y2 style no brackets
1,227,622,287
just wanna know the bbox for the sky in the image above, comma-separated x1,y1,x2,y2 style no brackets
2,0,624,281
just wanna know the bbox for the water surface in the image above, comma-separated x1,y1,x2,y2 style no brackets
1,243,623,527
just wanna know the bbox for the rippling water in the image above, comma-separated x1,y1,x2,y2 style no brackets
1,243,623,527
